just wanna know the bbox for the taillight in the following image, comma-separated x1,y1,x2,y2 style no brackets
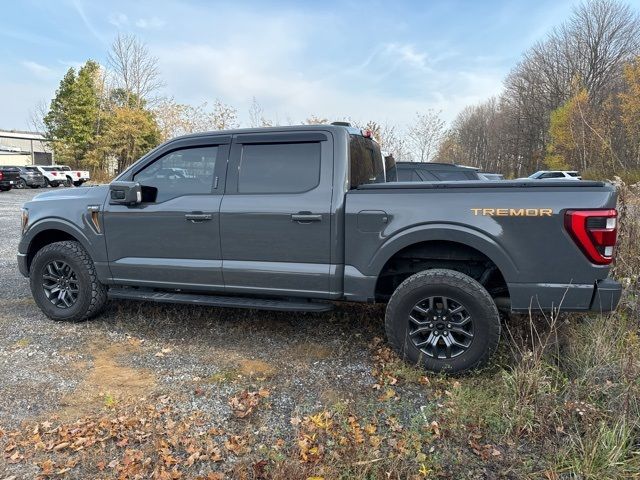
51,171,57,176
0,171,3,181
565,209,617,265
77,172,81,177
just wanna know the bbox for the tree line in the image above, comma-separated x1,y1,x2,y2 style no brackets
435,0,640,179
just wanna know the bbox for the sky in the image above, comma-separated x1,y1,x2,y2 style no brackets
2,0,637,131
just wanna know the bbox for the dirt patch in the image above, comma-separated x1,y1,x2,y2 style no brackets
58,337,156,420
236,358,278,378
288,341,334,362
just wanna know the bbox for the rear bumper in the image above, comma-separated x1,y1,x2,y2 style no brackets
17,253,28,277
24,177,46,186
508,278,622,313
589,278,623,312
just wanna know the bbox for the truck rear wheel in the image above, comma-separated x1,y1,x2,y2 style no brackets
385,269,500,373
29,241,107,322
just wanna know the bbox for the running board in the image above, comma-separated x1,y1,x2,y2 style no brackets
107,288,334,312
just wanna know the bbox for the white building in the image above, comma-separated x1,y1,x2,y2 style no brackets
0,130,53,166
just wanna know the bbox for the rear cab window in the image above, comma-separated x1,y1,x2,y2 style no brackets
349,134,386,189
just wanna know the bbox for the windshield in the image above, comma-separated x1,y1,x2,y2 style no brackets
349,134,386,188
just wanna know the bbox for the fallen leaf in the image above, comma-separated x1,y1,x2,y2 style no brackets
53,441,70,451
378,388,396,401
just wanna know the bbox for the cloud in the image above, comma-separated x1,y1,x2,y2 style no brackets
383,43,429,71
135,17,165,29
71,0,108,44
108,12,129,28
21,61,55,79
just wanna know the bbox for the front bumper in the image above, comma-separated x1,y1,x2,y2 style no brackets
508,278,622,313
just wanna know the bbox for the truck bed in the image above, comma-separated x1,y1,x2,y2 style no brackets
345,179,617,311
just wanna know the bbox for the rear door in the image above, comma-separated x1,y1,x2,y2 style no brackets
219,131,334,297
103,136,230,290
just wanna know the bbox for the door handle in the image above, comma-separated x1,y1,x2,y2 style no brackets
291,212,322,223
185,212,212,223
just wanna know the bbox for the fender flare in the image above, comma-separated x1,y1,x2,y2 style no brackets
367,223,519,283
22,218,96,260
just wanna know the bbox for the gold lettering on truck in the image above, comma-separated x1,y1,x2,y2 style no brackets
471,208,553,217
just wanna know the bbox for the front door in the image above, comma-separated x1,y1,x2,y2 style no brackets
220,131,334,297
103,138,230,290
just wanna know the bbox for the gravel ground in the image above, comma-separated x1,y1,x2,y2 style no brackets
0,188,414,459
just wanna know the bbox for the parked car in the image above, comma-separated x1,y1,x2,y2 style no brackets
395,162,481,181
0,165,20,191
35,166,64,187
479,173,505,181
18,124,621,373
525,170,581,180
15,166,47,189
56,165,91,187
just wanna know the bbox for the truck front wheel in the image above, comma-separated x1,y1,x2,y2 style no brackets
385,269,500,373
29,241,107,322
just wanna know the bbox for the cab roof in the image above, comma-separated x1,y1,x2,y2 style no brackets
171,123,364,141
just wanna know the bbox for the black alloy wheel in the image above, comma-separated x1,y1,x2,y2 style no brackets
41,260,79,308
408,296,474,359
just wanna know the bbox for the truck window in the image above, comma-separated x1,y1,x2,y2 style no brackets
237,142,321,194
539,172,565,179
349,135,385,188
133,146,217,203
434,170,471,181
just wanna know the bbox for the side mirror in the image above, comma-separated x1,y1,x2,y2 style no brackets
109,181,142,205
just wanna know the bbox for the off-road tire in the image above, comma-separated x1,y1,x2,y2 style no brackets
385,268,500,373
30,241,107,322
64,176,72,187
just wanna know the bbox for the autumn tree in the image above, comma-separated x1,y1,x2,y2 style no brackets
100,105,160,173
619,56,640,166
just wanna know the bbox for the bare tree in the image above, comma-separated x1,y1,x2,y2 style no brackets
360,120,409,160
303,115,329,125
209,100,238,130
406,110,446,162
28,99,49,133
248,97,273,127
107,33,164,108
153,98,238,140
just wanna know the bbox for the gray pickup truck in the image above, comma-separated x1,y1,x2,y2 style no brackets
18,124,622,372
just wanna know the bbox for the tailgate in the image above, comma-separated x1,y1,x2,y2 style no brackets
2,169,21,182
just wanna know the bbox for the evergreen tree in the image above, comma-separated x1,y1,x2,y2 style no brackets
43,61,101,168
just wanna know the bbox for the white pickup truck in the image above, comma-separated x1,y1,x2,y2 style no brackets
56,165,91,187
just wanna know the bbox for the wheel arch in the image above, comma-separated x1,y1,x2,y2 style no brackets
370,225,517,301
23,220,93,273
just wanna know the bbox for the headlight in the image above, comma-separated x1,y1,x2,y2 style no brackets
21,208,29,234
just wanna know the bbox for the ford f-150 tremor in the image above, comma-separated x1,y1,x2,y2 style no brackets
18,124,622,372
